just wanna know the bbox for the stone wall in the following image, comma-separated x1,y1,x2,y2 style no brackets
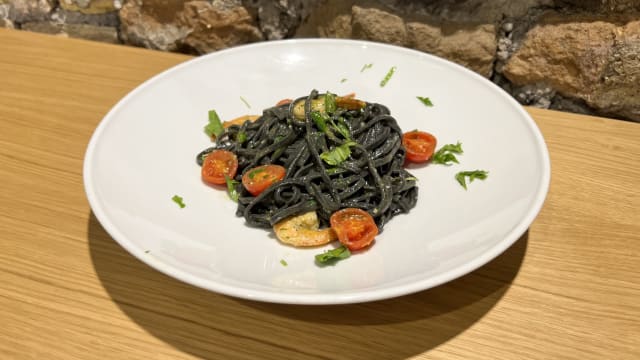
2,0,639,121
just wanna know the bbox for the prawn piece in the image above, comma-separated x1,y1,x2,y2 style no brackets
292,93,366,119
336,96,366,110
273,211,337,247
223,114,260,128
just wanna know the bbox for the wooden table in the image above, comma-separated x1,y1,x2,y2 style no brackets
1,28,638,359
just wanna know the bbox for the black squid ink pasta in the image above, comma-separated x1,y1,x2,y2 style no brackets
197,90,418,232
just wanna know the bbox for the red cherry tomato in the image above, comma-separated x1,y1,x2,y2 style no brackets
242,164,286,196
402,130,437,163
201,150,238,185
330,208,379,251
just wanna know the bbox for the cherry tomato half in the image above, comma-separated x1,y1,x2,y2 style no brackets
330,208,379,251
201,150,238,185
402,130,437,163
242,164,286,196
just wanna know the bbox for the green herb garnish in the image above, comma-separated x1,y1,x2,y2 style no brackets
248,167,266,180
224,175,240,202
310,111,328,132
171,195,186,208
315,246,351,264
325,92,337,114
432,142,464,165
312,110,351,140
340,78,347,83
204,110,224,138
240,96,251,108
320,141,357,166
236,131,247,144
455,170,489,190
416,96,433,107
380,66,397,87
280,259,288,266
361,63,373,72
331,117,351,139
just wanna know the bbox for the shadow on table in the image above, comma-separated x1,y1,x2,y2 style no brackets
88,212,527,359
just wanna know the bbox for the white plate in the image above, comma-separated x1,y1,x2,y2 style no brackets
84,39,550,305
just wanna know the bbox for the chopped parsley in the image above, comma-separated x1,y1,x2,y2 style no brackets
280,259,288,266
248,167,266,180
200,151,210,164
240,96,251,108
312,111,351,140
332,117,351,140
432,142,464,165
324,92,337,114
224,175,240,202
340,78,348,83
360,63,373,72
380,66,397,87
310,111,328,132
320,141,357,166
236,130,247,144
315,246,351,264
204,110,223,138
455,170,489,190
171,195,186,208
416,96,433,107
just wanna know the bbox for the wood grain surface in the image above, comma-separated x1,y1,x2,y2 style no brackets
1,28,638,360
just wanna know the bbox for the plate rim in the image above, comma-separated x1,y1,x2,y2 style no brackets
83,38,551,305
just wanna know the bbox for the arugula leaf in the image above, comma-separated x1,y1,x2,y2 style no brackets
320,141,356,166
416,96,433,107
432,142,464,165
204,110,224,138
455,170,489,190
315,246,351,264
224,175,240,202
171,195,186,208
380,66,397,87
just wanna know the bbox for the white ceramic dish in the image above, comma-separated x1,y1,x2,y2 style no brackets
84,39,550,305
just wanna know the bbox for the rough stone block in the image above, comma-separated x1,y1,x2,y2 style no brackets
58,0,117,14
351,5,407,46
503,12,640,121
5,0,55,22
119,0,262,53
407,22,497,78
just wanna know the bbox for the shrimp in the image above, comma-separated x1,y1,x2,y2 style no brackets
273,211,337,247
336,95,366,110
292,94,366,119
223,114,260,128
